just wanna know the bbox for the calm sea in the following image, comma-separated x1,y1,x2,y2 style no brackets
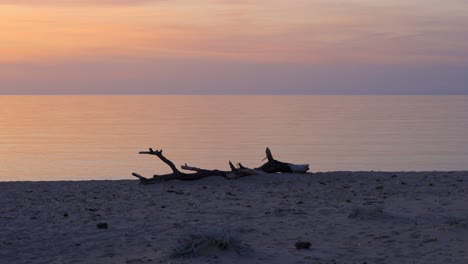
1,95,467,181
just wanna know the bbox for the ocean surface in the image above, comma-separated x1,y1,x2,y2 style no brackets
1,95,467,181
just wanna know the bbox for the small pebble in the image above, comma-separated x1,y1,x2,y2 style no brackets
295,241,311,249
96,223,108,229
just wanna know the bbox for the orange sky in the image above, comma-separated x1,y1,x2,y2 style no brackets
1,0,468,94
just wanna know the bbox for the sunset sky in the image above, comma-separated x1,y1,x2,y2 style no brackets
1,0,468,94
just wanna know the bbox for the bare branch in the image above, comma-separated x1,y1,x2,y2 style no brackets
181,164,206,172
237,163,248,170
265,147,274,162
139,148,181,174
229,161,236,171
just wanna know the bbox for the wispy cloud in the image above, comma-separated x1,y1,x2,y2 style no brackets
0,0,162,5
2,0,468,64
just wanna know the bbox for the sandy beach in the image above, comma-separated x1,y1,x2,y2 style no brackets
1,171,467,264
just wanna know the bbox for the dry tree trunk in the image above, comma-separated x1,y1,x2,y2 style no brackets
132,147,309,185
256,148,309,173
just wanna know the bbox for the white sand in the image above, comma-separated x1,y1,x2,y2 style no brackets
1,171,467,264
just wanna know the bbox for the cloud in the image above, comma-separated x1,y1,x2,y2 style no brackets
3,0,468,65
0,0,162,6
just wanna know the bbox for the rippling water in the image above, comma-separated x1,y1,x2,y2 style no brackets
1,95,467,181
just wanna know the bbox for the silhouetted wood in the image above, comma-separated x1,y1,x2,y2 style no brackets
132,147,309,184
139,148,181,174
255,147,309,173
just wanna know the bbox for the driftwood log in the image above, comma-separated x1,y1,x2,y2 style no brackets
132,147,309,185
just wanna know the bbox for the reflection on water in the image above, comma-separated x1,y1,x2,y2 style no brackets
0,95,467,181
